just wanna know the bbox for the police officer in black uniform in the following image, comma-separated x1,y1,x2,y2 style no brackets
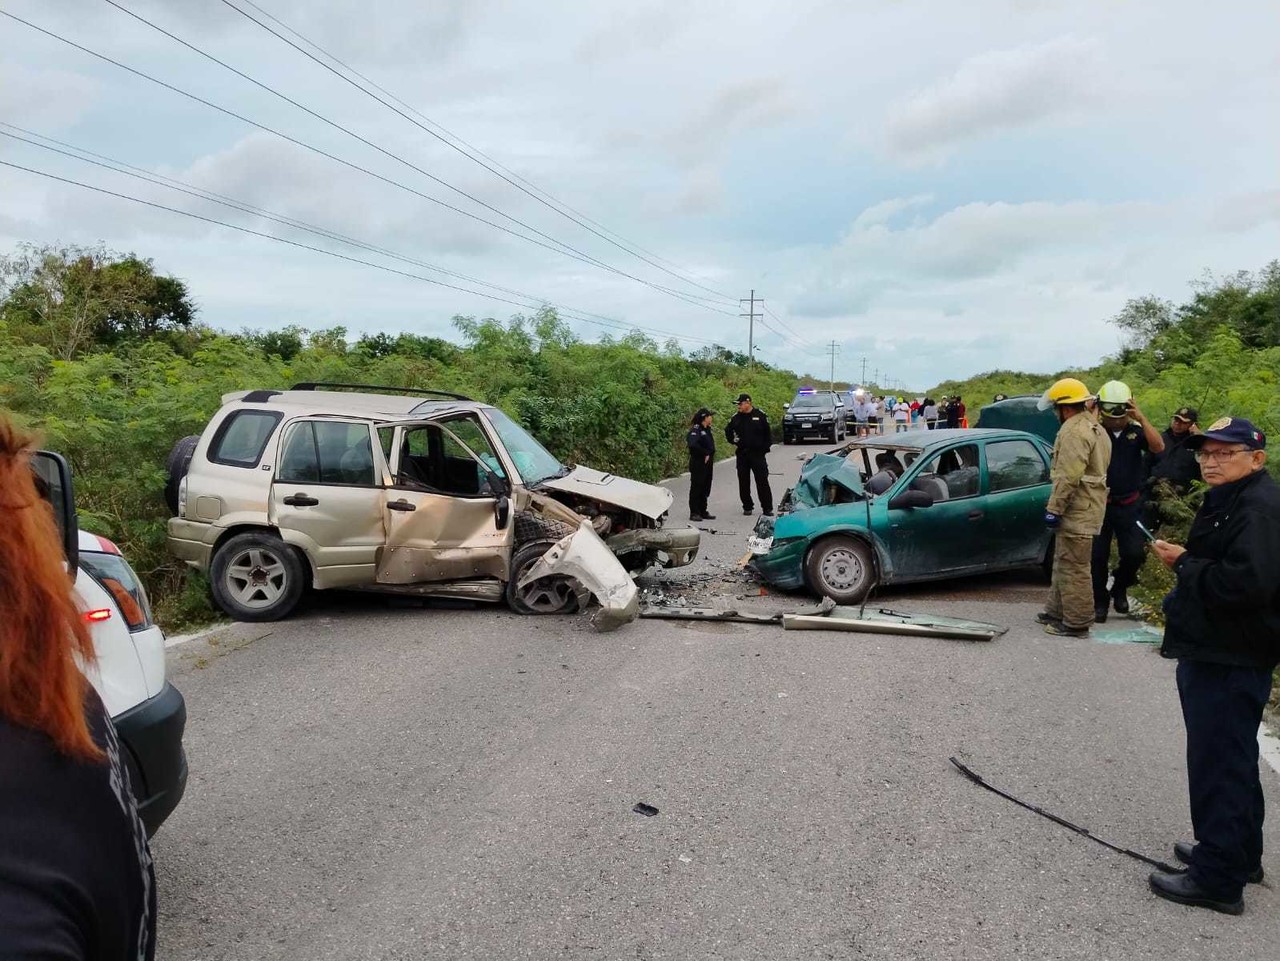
686,408,716,521
1149,406,1202,493
1143,406,1202,530
1148,417,1279,915
1092,381,1164,620
724,393,773,516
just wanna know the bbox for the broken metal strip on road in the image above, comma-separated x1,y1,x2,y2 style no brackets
950,756,1181,873
782,605,1006,641
638,597,837,625
640,599,1006,641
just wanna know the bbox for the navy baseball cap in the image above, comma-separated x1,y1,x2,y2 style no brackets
736,393,752,403
1172,406,1198,423
1185,416,1266,450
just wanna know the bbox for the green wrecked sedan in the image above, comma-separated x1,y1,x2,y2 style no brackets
748,428,1055,603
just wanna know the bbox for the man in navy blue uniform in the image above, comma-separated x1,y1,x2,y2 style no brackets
686,408,716,521
724,394,773,516
1149,417,1279,915
1092,381,1164,620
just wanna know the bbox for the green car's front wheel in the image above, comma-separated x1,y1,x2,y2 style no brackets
804,535,875,604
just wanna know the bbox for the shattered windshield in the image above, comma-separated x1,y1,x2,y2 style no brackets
484,408,568,485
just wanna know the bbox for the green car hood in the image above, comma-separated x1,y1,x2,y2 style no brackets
789,453,865,509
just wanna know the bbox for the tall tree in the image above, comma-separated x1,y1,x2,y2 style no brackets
0,243,196,359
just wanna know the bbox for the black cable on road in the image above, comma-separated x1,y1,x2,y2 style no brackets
0,124,696,341
949,756,1181,873
219,0,739,305
2,7,734,317
0,158,717,346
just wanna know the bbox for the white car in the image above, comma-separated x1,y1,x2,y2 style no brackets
35,452,188,836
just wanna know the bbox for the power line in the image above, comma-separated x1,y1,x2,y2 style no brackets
218,0,738,305
1,8,734,317
763,304,812,347
98,0,733,316
0,123,694,339
238,0,706,289
0,157,720,347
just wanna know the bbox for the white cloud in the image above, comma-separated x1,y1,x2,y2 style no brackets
2,0,1279,388
1209,191,1280,233
0,64,99,130
885,36,1105,160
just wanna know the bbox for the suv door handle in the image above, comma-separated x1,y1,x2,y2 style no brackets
283,493,319,507
967,509,984,521
386,498,417,512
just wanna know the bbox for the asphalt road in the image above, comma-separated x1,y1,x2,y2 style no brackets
154,441,1280,960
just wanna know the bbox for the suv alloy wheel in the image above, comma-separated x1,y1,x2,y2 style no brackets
210,532,307,621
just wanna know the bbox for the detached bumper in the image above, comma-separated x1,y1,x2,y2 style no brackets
520,523,640,631
113,682,188,837
606,526,700,568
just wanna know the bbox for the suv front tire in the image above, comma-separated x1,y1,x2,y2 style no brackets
210,532,307,622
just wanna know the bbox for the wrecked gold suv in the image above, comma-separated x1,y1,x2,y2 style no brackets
166,383,700,625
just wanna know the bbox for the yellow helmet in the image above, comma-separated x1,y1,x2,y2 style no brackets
1037,377,1092,411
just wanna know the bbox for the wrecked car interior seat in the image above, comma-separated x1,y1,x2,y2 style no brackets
944,466,980,498
913,474,949,501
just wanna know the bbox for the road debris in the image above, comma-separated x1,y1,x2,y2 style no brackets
783,606,1006,641
632,802,659,817
950,756,1180,871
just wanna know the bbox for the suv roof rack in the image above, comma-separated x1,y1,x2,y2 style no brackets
290,382,473,402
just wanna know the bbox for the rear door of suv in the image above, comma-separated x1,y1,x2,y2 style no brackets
269,417,388,587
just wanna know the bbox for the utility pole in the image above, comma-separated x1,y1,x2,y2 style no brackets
826,341,840,393
740,290,761,368
860,356,867,386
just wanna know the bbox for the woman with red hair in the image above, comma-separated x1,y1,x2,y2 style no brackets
0,416,156,959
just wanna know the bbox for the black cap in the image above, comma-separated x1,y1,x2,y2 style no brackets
1173,406,1199,424
736,393,751,404
1185,416,1266,450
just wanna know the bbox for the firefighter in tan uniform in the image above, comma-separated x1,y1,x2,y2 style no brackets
1036,378,1112,636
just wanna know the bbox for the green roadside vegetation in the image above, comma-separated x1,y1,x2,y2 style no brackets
928,262,1280,710
0,243,800,629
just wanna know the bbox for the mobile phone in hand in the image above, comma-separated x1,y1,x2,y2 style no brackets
1136,520,1157,543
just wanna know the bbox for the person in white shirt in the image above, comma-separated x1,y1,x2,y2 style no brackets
893,400,911,432
922,399,939,429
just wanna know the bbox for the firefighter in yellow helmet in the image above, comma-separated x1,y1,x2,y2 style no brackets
1035,378,1113,636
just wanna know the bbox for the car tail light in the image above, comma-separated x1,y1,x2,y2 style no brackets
79,552,154,632
85,608,113,623
177,475,188,518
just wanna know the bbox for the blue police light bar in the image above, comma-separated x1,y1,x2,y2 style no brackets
798,387,816,394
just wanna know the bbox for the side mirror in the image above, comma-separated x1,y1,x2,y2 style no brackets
494,494,511,530
887,490,934,510
783,403,791,410
32,451,78,570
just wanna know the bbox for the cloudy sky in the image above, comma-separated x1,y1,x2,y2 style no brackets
2,0,1278,387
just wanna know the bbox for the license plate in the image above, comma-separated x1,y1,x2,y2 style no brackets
747,535,774,556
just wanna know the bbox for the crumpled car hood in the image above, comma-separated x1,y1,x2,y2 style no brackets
789,453,865,509
539,465,673,520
